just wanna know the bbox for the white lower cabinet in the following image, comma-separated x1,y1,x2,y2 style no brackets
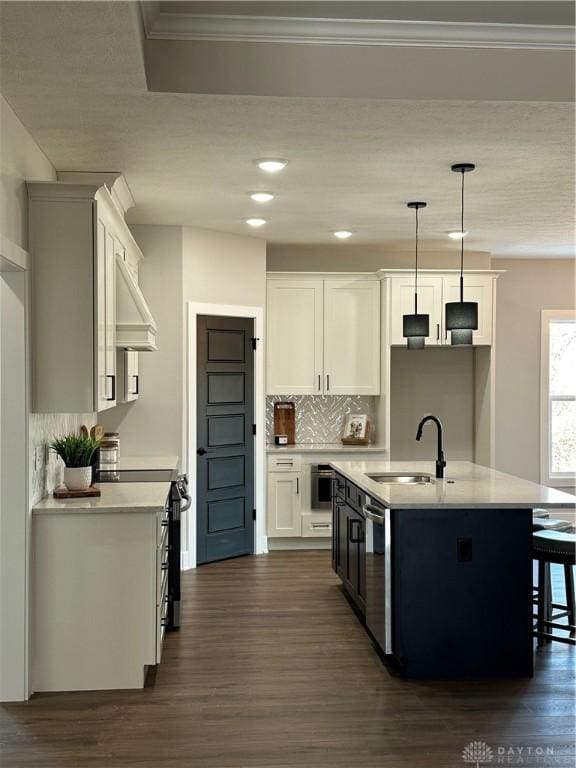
31,505,166,692
267,472,302,537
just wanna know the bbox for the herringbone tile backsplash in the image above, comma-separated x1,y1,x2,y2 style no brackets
266,395,377,444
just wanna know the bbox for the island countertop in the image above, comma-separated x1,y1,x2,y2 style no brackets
330,460,576,510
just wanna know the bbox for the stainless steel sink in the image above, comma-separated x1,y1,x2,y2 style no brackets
366,473,432,484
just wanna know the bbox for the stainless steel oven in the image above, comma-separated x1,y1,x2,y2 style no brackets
311,464,334,510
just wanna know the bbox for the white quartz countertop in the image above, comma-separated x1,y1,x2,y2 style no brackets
267,443,388,454
33,482,171,515
330,460,576,510
116,455,180,471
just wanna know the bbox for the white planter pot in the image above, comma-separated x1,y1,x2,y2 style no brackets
63,466,92,491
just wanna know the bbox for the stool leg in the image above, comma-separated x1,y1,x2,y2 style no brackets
564,564,575,637
545,563,553,644
537,559,548,646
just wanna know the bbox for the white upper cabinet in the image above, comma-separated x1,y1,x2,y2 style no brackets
95,213,116,410
441,274,494,346
266,276,381,395
116,348,139,404
266,280,324,395
27,181,144,413
385,271,497,347
389,275,444,346
324,280,380,395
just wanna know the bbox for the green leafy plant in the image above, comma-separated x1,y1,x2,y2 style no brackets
50,433,101,468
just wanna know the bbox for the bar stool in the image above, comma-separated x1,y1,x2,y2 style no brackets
533,517,572,532
533,528,576,646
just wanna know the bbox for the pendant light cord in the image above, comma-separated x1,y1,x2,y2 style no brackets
414,205,419,314
460,168,465,303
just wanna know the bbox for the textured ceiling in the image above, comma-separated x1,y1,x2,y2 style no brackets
0,1,574,257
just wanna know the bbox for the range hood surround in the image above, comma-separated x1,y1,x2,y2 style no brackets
115,254,158,351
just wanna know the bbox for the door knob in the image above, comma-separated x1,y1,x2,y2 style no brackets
197,448,207,456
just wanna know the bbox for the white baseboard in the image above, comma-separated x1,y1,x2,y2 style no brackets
268,538,331,551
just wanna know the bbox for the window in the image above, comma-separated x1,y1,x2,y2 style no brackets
541,310,576,486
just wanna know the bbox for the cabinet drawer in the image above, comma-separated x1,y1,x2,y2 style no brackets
156,593,170,664
268,454,302,472
302,512,332,538
157,559,169,606
345,481,365,513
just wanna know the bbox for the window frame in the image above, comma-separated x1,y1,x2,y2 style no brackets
540,309,576,487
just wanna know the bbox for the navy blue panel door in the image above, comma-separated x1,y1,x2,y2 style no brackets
196,316,255,565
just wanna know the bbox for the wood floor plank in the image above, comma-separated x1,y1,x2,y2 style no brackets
1,551,574,767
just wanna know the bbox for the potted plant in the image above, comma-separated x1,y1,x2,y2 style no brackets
50,433,101,491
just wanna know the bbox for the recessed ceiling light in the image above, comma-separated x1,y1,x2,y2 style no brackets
255,159,288,173
245,218,267,228
333,230,353,239
448,231,468,240
249,192,275,203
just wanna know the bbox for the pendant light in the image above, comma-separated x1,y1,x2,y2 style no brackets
403,201,429,349
445,163,478,345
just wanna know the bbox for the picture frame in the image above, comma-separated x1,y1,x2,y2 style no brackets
341,414,370,444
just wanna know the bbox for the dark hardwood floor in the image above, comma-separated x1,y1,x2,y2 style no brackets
1,552,574,767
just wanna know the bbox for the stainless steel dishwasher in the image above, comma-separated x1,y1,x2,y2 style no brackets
363,499,393,656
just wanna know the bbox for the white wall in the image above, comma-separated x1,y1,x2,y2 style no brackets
0,95,94,504
0,95,55,250
390,347,475,461
99,225,184,459
183,227,266,307
267,244,491,273
494,258,575,488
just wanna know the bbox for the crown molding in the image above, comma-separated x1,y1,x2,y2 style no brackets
142,11,574,51
57,171,136,216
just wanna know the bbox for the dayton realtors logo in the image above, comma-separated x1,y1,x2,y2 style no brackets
462,741,494,767
462,741,558,765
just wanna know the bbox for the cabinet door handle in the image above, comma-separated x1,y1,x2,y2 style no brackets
326,374,330,392
296,477,300,494
349,518,363,543
106,374,116,401
133,374,139,395
312,523,331,529
436,323,440,341
317,374,321,392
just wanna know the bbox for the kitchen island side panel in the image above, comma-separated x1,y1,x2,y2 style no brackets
392,507,533,678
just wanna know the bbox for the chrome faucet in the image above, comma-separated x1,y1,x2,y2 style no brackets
416,415,446,479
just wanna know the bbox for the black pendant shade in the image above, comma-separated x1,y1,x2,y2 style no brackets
446,163,478,346
403,201,429,349
403,313,430,338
